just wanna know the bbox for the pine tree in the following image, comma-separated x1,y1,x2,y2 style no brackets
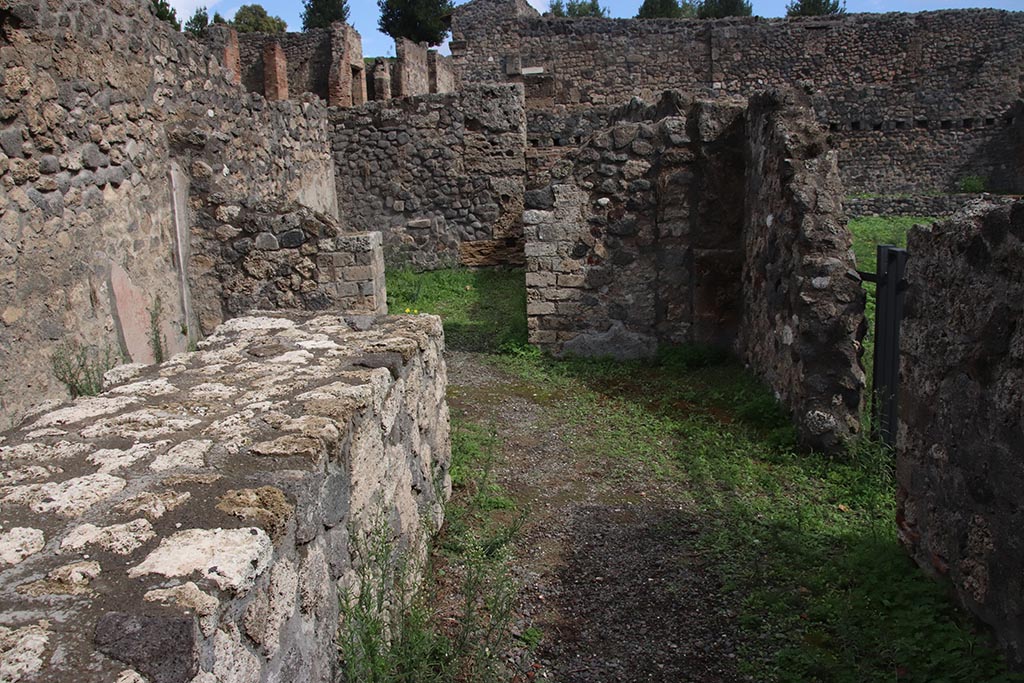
302,0,351,30
212,12,227,24
697,0,752,18
636,0,697,18
232,4,287,33
549,0,608,17
184,6,209,35
786,0,844,16
377,0,455,46
151,0,181,30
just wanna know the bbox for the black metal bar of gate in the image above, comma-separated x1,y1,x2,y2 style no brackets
858,245,908,446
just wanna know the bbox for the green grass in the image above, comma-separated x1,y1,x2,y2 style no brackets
391,265,1020,683
496,345,1020,683
388,267,527,352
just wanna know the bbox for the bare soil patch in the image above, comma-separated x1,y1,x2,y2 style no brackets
445,351,747,683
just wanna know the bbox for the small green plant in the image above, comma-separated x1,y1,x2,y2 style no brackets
149,296,167,364
957,175,987,193
50,341,120,398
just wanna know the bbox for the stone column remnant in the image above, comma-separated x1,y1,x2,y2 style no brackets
263,41,289,101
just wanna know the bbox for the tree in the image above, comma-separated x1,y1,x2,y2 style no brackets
232,4,287,33
697,0,752,18
212,12,227,24
636,0,697,18
302,0,350,29
151,0,181,30
549,0,608,17
184,6,209,34
377,0,454,46
786,0,844,15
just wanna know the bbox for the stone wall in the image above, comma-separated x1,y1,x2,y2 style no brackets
188,199,386,335
331,84,527,268
429,52,456,95
220,24,364,107
0,0,338,427
450,0,1024,194
395,39,430,98
897,199,1024,667
0,311,451,682
843,193,989,218
236,30,333,102
737,91,865,451
525,90,865,450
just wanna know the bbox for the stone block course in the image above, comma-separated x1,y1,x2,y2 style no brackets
0,311,451,682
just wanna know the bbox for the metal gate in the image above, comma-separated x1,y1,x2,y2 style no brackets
859,245,908,445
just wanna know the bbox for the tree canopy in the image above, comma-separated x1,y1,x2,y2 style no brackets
377,0,454,46
786,0,844,16
636,0,697,19
184,6,209,35
697,0,752,18
549,0,608,17
151,0,181,30
232,4,287,33
302,0,350,30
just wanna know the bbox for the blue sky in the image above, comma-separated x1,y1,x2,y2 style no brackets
168,0,1023,58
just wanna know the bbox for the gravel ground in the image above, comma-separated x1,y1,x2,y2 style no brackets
445,351,749,683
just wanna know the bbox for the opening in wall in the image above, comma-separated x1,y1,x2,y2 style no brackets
351,66,365,105
850,120,861,131
963,118,973,129
916,119,929,129
894,120,906,130
941,120,952,130
985,117,996,126
872,122,882,131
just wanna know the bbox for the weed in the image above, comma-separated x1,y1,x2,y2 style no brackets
148,295,167,363
336,417,523,683
50,340,120,398
957,174,987,193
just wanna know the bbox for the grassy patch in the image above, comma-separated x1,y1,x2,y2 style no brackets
394,265,1019,681
496,348,1020,682
388,267,527,352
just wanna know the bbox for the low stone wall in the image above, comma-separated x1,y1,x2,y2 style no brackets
0,311,451,682
897,199,1024,666
525,90,865,450
844,193,989,217
738,91,866,451
188,199,386,335
331,84,527,268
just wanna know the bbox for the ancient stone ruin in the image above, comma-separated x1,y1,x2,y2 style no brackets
0,0,1022,677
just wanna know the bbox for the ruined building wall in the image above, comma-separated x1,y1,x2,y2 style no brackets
236,30,334,102
332,84,527,268
0,312,451,682
897,199,1024,667
395,39,431,98
209,24,365,107
525,91,865,450
0,0,337,427
450,1,1024,194
737,91,865,451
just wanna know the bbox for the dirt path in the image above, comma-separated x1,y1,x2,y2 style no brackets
446,352,748,683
